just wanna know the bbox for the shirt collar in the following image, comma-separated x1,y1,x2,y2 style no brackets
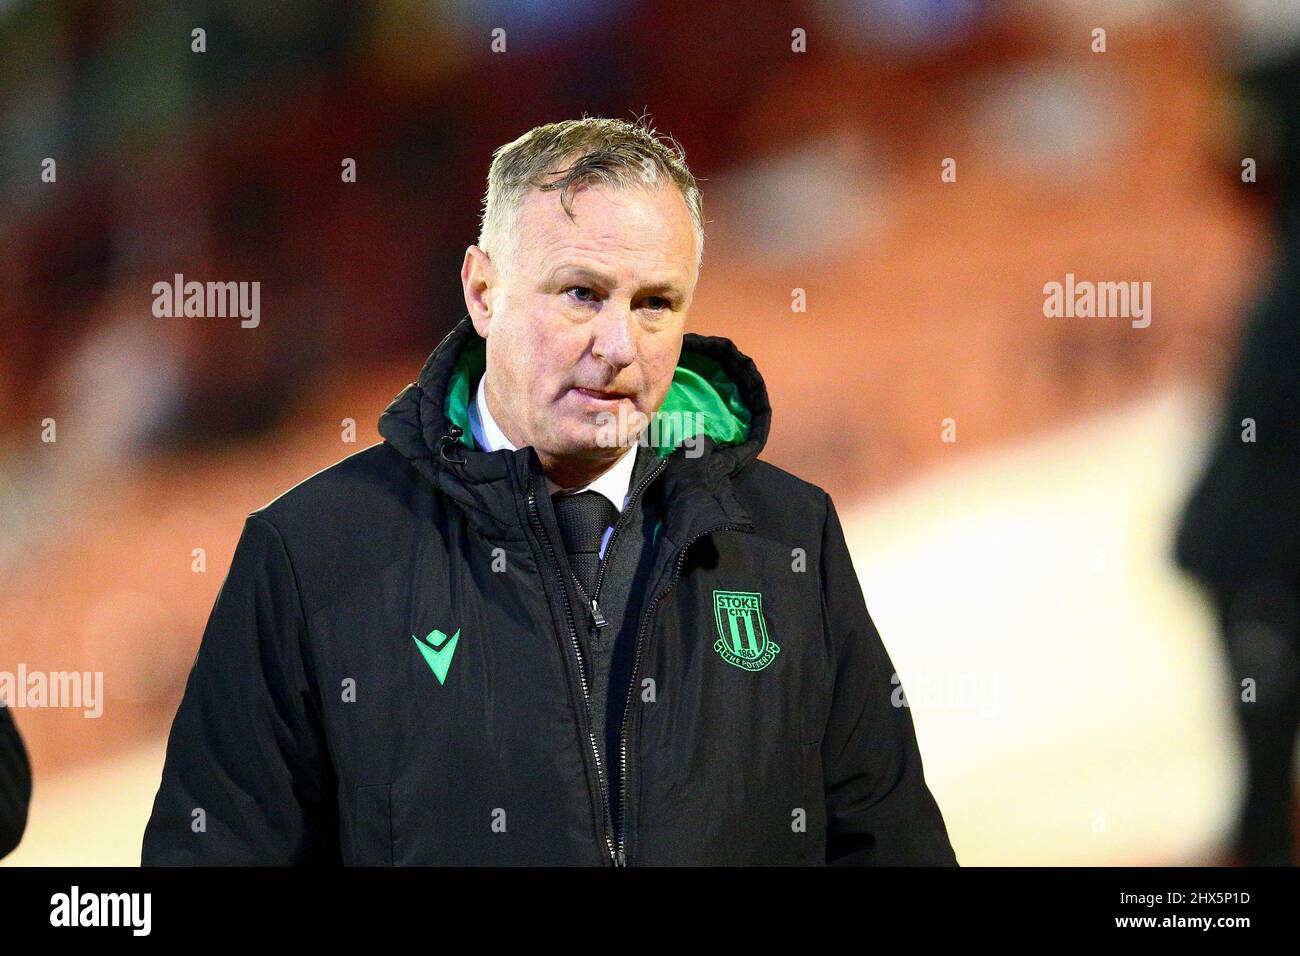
470,372,638,511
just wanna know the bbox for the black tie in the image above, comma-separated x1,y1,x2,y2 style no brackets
552,490,618,597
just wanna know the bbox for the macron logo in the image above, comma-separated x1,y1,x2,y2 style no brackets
413,628,461,685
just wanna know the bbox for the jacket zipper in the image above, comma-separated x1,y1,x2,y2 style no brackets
614,519,748,866
574,455,670,632
526,475,619,865
529,451,750,867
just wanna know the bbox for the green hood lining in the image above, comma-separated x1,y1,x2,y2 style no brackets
443,336,752,457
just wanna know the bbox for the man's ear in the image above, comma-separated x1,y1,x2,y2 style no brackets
461,245,497,338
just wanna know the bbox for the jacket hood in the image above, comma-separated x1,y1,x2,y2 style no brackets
377,317,771,538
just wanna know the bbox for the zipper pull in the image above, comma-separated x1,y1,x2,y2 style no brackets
591,599,608,629
615,848,626,867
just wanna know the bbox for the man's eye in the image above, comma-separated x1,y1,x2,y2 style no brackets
643,297,671,311
566,287,596,304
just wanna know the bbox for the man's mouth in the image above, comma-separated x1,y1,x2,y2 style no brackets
570,386,630,403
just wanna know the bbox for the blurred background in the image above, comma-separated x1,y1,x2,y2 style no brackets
1,0,1297,865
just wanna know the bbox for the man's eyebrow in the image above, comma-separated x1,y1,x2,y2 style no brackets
544,266,685,298
543,265,614,288
637,280,686,299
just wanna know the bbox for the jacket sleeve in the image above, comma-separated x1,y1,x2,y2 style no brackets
818,494,958,865
0,704,32,859
142,513,338,865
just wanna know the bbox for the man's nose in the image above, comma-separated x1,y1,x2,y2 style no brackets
590,306,636,369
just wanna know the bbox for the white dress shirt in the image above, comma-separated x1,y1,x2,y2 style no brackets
468,374,638,557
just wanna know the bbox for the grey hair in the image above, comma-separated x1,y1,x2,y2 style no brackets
477,115,705,274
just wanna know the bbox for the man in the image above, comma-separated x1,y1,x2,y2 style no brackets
143,117,956,866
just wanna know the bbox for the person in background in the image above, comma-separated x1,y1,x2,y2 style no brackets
1175,43,1300,867
0,706,32,860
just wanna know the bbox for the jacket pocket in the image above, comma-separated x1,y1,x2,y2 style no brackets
354,784,394,866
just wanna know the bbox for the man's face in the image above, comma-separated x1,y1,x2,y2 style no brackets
463,180,698,468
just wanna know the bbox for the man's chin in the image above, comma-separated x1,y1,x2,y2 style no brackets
547,426,641,458
545,406,629,446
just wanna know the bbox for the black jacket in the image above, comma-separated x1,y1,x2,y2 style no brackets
0,705,31,859
142,318,957,866
1175,255,1300,593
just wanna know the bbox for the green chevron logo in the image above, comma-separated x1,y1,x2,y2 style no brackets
412,628,461,685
